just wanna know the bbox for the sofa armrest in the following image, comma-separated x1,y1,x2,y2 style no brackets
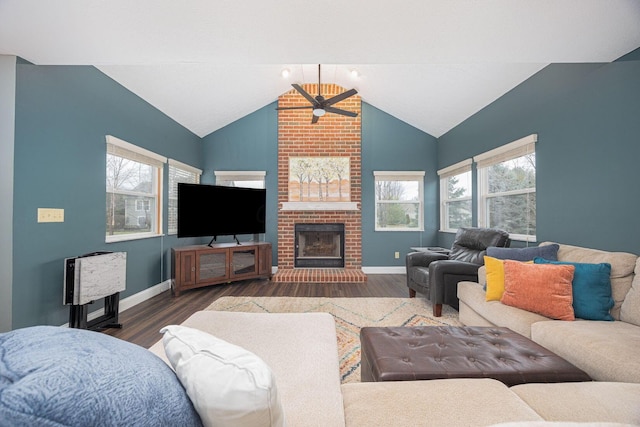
406,251,449,268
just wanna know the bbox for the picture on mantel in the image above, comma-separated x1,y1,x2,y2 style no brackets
289,157,350,202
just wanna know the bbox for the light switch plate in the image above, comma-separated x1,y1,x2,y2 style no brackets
38,208,64,223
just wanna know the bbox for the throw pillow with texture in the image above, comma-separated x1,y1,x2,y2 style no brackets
501,261,576,321
0,326,202,427
161,325,285,427
534,257,614,321
485,256,532,301
487,244,559,262
485,256,507,301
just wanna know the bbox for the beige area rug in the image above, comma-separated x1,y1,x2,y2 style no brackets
205,296,462,383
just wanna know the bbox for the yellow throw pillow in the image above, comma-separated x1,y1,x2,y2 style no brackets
485,256,506,301
484,256,534,301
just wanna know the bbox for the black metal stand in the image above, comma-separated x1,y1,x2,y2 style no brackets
68,292,123,330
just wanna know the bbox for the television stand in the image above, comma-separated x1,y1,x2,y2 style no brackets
171,242,272,296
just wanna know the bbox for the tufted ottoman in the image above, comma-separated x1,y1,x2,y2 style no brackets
360,326,591,386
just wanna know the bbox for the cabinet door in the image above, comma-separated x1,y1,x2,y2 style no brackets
180,251,197,286
258,244,272,276
230,247,258,279
196,249,228,283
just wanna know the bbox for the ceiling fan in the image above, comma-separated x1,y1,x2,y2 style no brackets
276,64,358,123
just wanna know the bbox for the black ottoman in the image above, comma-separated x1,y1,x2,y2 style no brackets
360,326,591,386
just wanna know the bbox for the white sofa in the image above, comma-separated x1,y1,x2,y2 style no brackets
149,308,640,426
457,242,640,383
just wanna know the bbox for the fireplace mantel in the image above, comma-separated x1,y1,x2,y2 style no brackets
281,201,359,211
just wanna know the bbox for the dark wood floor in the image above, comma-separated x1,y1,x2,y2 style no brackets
105,274,408,349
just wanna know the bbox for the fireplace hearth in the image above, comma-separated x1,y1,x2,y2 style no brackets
295,223,345,268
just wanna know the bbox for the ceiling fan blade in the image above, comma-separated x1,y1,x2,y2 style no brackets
324,106,358,117
275,106,314,110
311,114,320,124
323,88,358,107
292,84,318,105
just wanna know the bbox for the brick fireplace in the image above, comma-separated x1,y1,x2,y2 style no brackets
272,83,366,283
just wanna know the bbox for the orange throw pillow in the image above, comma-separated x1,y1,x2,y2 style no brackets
501,260,576,321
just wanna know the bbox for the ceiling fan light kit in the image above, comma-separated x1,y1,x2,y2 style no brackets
276,64,359,124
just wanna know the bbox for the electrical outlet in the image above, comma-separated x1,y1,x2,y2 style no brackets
38,208,64,223
394,251,400,259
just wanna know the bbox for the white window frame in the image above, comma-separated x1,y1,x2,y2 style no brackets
168,159,202,235
438,159,473,233
214,170,266,189
373,171,425,232
474,134,537,242
106,135,166,243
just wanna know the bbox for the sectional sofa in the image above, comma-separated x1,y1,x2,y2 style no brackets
145,307,640,426
457,242,640,384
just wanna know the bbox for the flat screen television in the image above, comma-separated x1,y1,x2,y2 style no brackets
177,183,266,244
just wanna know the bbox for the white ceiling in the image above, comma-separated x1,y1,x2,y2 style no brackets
1,0,639,138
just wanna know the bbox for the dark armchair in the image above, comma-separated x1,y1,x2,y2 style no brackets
406,227,510,317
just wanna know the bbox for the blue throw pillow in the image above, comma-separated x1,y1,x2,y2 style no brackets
534,257,614,321
487,244,559,262
0,326,202,427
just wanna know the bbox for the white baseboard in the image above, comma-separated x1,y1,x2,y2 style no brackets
61,280,172,327
362,266,406,274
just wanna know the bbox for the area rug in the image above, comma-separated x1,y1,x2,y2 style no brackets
205,296,462,383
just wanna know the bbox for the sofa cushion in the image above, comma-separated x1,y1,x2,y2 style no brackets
511,382,640,425
0,326,202,427
148,311,346,427
501,261,575,321
534,258,614,321
531,320,640,383
342,378,543,427
620,258,640,327
457,281,550,338
161,325,284,427
487,244,559,262
540,242,637,320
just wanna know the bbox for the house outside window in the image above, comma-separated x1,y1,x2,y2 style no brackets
214,171,266,189
106,135,166,242
438,159,472,232
475,134,537,242
168,159,202,235
373,171,425,231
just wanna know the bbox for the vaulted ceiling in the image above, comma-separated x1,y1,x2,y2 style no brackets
1,0,639,138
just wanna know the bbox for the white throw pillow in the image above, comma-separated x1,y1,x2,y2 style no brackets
160,325,285,427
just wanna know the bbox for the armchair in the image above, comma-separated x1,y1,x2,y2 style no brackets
406,227,510,316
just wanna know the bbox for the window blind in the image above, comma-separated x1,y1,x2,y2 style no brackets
437,158,472,178
474,134,537,169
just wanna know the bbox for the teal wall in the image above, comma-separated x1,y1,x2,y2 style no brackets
13,64,203,328
437,59,640,254
201,102,439,267
200,103,279,254
361,103,438,266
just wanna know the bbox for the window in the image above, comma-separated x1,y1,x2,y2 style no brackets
214,171,266,189
475,134,537,241
106,135,166,242
168,159,202,235
374,171,425,231
438,159,472,232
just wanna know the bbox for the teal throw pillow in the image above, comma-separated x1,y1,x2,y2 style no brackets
534,257,614,321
